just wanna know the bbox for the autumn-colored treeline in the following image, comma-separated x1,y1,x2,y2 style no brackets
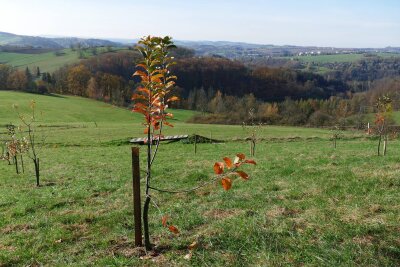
172,57,348,101
1,47,399,127
49,51,142,105
49,50,348,104
187,77,400,126
1,47,349,105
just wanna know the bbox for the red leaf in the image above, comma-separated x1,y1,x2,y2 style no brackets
236,171,249,180
162,216,168,227
221,177,232,190
137,87,150,95
236,153,246,160
131,94,146,101
213,162,224,174
164,121,174,127
133,108,147,116
223,157,233,169
167,96,179,102
133,70,148,77
168,225,179,234
244,159,256,165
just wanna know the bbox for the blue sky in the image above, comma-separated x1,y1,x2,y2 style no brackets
1,0,399,47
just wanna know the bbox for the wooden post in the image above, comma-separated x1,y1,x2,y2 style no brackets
131,147,143,246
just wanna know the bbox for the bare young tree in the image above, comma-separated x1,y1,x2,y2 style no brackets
375,95,393,156
242,108,263,156
14,101,45,186
330,125,343,149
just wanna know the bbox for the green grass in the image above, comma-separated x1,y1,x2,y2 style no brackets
283,53,400,64
0,48,125,73
1,91,399,266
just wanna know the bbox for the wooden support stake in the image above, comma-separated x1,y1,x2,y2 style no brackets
132,147,143,246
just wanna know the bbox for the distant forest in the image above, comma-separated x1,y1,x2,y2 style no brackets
1,46,400,126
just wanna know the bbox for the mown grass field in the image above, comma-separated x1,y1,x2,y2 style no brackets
0,47,125,73
289,53,400,64
0,91,399,266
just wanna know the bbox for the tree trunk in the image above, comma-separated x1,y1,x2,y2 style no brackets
377,135,382,156
383,136,387,156
20,155,24,173
334,137,337,149
14,156,19,174
143,126,152,250
34,158,40,186
143,195,151,250
132,147,142,247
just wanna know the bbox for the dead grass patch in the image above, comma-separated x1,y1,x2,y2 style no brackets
0,244,16,252
203,208,242,220
1,223,33,234
353,235,374,246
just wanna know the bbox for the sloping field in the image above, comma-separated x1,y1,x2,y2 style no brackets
0,91,399,266
0,48,124,73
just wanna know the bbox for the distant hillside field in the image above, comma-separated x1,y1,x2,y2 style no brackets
0,47,125,73
0,31,122,49
287,53,400,64
0,91,196,124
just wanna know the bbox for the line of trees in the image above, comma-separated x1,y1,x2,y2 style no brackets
2,48,400,128
0,64,52,94
186,77,400,127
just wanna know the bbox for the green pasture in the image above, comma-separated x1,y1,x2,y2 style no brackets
0,47,125,73
0,91,399,266
284,52,400,64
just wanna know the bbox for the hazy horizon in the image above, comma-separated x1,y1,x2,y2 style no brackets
1,0,400,48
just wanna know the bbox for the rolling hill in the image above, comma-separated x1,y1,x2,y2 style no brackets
0,47,128,73
0,31,121,49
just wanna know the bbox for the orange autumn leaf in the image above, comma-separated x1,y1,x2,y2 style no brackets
131,94,146,101
213,162,224,174
168,225,180,234
244,159,256,165
236,153,246,160
167,96,180,102
223,157,233,169
133,70,148,77
221,177,232,190
164,121,174,127
236,171,249,180
136,87,150,95
162,216,168,227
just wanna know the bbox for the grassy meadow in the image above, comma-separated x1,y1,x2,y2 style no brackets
0,47,124,73
0,91,399,266
288,53,400,64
